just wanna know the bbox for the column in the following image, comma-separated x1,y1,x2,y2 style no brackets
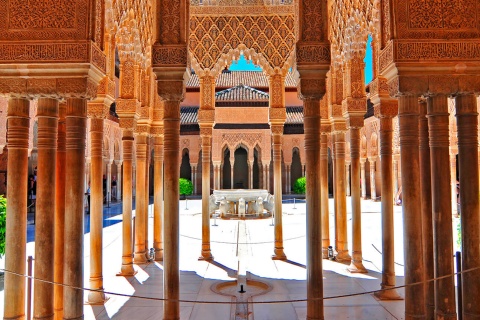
116,161,122,201
230,155,235,189
419,99,434,318
360,160,367,199
154,136,164,261
249,161,254,189
347,127,367,273
271,125,287,260
265,164,270,192
144,138,150,253
33,98,58,319
118,130,135,275
191,164,196,195
213,162,220,190
395,95,425,315
3,98,29,320
428,95,456,319
450,155,458,216
88,117,107,303
374,114,402,300
106,160,112,202
456,94,480,319
345,162,351,197
63,98,88,320
393,159,399,202
199,126,213,260
54,103,66,320
162,98,181,319
287,164,291,194
320,133,330,258
334,131,351,262
369,160,376,200
134,134,148,263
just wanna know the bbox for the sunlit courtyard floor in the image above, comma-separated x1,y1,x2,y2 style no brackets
0,197,461,319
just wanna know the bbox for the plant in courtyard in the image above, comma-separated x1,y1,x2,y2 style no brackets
179,178,193,196
0,195,6,258
293,177,306,195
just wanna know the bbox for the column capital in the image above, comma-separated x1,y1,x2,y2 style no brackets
269,108,286,125
198,109,215,125
374,99,398,119
157,79,185,102
330,119,347,133
270,124,284,136
87,100,110,119
200,126,213,138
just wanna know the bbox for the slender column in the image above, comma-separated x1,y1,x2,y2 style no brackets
456,94,480,319
393,159,399,201
154,136,164,261
287,164,291,194
199,127,213,260
303,98,323,320
116,161,122,201
450,155,458,216
145,139,150,252
320,133,330,258
88,118,106,303
334,131,351,262
347,127,366,272
33,98,58,320
134,134,148,263
106,160,112,202
163,100,181,319
345,162,350,197
4,98,29,320
119,131,135,275
360,160,367,198
271,126,287,260
419,99,434,318
230,156,235,189
191,165,196,195
393,95,425,314
54,103,66,320
369,160,376,200
249,161,254,189
63,98,87,320
132,165,136,197
428,95,456,319
374,115,402,300
265,164,270,192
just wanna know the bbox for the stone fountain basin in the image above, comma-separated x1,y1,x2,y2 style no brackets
213,189,269,202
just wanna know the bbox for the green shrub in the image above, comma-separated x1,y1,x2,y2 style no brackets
0,195,6,258
293,177,306,195
179,178,193,196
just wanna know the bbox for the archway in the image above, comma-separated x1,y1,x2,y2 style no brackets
222,148,232,189
234,147,248,189
291,147,302,192
180,148,191,181
253,148,260,189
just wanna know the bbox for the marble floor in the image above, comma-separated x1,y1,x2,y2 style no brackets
0,197,462,319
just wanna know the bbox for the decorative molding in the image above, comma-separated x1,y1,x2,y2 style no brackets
152,45,188,66
190,4,294,15
296,43,330,64
269,107,287,122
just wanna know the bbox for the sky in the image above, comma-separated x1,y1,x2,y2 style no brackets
229,35,374,85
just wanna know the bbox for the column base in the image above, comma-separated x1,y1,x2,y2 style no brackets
198,250,214,261
87,290,108,305
54,309,63,320
434,311,457,319
134,252,148,264
335,250,351,263
374,285,403,300
347,260,368,273
117,264,136,277
272,248,287,261
154,248,164,261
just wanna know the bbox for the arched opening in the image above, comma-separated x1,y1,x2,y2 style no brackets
223,148,232,189
253,148,260,189
234,147,248,189
291,147,302,191
180,148,191,180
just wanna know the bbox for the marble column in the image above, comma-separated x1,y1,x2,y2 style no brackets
395,95,425,314
54,103,66,320
63,98,88,320
348,127,366,273
419,99,434,318
369,160,376,200
116,161,122,201
271,126,286,260
163,99,181,319
334,131,351,262
345,162,351,197
230,155,235,189
3,98,30,320
106,160,112,202
249,161,254,189
450,155,458,216
286,164,291,194
393,159,399,201
360,160,367,199
428,95,456,319
320,133,330,258
33,98,59,320
265,164,270,192
119,131,135,275
199,127,213,260
456,94,480,319
154,136,164,261
88,118,106,303
191,164,197,195
374,115,402,300
303,97,323,320
134,134,148,263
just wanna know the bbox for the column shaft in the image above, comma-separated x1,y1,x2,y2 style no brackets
230,158,234,189
345,163,351,197
154,136,164,261
450,156,458,216
200,134,213,260
88,118,106,303
163,101,180,319
360,161,367,199
456,94,480,319
320,134,330,258
396,95,425,315
63,98,87,320
3,98,29,320
54,103,66,320
370,161,376,200
106,161,112,202
116,163,122,201
272,130,286,260
134,135,148,263
428,95,456,319
334,132,350,262
34,98,59,320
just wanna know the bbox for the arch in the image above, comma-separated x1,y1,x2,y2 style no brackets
233,146,248,189
222,147,232,189
291,147,302,190
180,148,191,180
